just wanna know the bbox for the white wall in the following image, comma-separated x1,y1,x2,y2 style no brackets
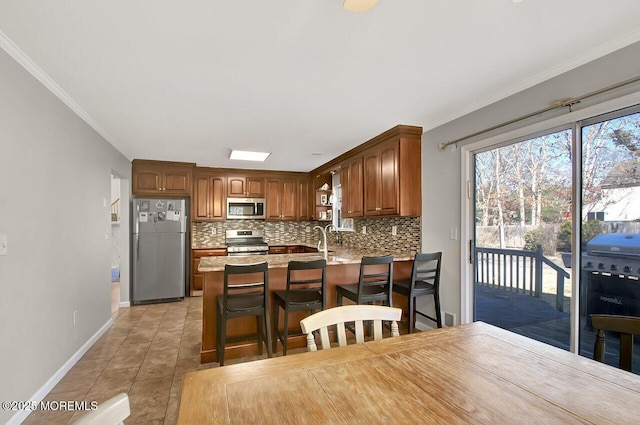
0,48,131,423
419,41,640,326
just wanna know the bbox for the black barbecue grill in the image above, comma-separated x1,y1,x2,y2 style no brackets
583,233,640,324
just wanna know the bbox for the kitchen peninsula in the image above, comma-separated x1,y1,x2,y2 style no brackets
198,247,414,363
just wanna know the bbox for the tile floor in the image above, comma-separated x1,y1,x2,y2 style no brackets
22,297,223,425
21,295,400,424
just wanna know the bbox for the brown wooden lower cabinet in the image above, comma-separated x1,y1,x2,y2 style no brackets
191,249,227,295
200,260,412,363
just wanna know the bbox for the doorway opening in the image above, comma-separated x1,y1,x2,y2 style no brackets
111,173,122,315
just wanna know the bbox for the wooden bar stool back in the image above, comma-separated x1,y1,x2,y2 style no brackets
336,255,394,307
216,262,272,366
392,252,442,332
272,259,327,355
591,314,640,372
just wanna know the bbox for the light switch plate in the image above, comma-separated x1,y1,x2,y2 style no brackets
0,234,7,255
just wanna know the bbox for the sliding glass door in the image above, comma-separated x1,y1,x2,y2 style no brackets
473,129,573,350
470,104,640,373
578,107,640,369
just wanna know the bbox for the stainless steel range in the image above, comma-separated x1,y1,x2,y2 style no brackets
225,229,268,256
582,233,640,324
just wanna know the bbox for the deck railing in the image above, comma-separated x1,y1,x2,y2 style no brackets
475,245,570,312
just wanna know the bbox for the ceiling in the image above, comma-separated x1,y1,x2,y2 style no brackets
1,1,639,172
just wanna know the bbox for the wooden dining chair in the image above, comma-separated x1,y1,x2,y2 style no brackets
591,314,640,372
336,255,394,307
72,393,130,425
217,262,272,366
272,259,327,355
300,305,402,351
392,252,442,332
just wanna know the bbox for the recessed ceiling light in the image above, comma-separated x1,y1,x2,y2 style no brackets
229,150,271,161
311,152,323,156
343,0,378,12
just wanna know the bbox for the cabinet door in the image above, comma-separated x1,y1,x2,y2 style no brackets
193,174,226,221
297,178,310,220
163,168,191,194
133,166,162,193
265,179,282,220
341,157,363,218
281,178,297,220
227,176,246,197
246,177,265,197
193,175,211,220
209,175,226,220
379,141,399,215
363,151,381,216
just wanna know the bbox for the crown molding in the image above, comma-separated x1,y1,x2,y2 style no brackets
0,30,128,158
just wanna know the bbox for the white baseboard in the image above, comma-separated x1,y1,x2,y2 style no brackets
8,318,113,425
414,320,436,331
119,301,130,308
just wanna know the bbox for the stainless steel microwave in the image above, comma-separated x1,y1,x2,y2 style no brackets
227,198,266,219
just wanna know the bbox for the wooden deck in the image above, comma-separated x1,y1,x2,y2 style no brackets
475,284,640,374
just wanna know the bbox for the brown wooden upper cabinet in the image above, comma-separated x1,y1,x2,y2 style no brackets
193,172,226,221
132,161,193,196
265,177,297,220
340,126,421,218
297,177,311,220
341,156,364,218
364,140,398,216
227,175,265,198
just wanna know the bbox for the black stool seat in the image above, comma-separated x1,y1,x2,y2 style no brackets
216,262,272,366
336,255,394,306
272,259,326,355
392,252,442,332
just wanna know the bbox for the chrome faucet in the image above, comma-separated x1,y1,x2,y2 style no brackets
325,224,340,245
313,225,329,259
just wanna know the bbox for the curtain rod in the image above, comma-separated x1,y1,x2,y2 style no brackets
438,74,640,150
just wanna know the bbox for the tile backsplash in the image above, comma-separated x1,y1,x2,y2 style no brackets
192,217,420,253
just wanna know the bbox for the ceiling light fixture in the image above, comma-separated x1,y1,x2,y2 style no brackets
343,0,378,12
229,149,271,162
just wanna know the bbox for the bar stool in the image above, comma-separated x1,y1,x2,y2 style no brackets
272,259,327,355
216,262,272,366
336,255,394,307
392,252,442,332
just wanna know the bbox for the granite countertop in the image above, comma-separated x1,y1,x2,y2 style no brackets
197,246,414,272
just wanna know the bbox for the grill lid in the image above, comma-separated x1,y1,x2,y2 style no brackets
586,233,640,259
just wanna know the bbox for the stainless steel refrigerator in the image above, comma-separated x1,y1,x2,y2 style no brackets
132,197,188,304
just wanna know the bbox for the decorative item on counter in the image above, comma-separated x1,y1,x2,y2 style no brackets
327,210,332,220
320,194,328,205
320,211,327,220
318,183,330,191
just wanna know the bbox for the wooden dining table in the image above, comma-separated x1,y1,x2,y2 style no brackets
177,321,640,424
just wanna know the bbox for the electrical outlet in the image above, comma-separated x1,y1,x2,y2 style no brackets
391,225,397,236
73,310,78,326
211,227,216,235
450,227,458,240
361,225,366,235
0,235,7,256
306,226,310,232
